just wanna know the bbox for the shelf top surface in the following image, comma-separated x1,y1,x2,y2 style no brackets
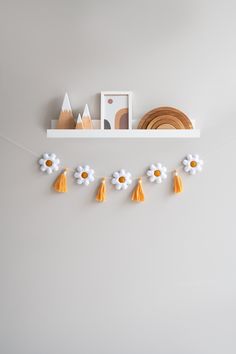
47,129,200,138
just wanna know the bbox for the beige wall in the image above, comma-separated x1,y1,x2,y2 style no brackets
1,0,236,353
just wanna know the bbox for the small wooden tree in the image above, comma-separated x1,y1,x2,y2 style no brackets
82,104,93,129
56,93,75,129
75,113,83,129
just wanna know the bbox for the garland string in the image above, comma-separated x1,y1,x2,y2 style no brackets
1,132,236,180
0,133,38,157
0,133,182,177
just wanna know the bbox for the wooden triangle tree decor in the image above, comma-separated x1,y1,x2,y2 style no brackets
56,93,75,129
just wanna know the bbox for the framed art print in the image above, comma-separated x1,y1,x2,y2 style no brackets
100,91,132,130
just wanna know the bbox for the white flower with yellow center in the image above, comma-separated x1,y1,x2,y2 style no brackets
74,165,95,185
146,163,167,183
182,154,203,175
38,153,60,174
111,169,132,190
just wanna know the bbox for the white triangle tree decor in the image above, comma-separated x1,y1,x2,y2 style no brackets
82,104,93,129
56,93,75,129
75,113,83,129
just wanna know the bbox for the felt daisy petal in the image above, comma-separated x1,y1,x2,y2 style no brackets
40,165,47,172
113,172,119,178
156,177,162,184
50,153,56,160
184,166,191,172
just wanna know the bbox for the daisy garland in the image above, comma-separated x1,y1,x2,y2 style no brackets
36,154,204,201
0,133,206,199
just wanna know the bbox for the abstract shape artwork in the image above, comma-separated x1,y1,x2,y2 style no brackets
101,92,132,130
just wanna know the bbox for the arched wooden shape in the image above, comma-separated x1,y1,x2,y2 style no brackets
138,107,193,129
115,108,129,129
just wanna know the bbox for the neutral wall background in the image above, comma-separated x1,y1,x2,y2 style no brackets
1,1,236,353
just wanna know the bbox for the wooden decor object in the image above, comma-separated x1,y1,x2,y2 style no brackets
138,107,193,129
56,93,75,129
75,113,84,129
82,104,93,129
146,115,185,129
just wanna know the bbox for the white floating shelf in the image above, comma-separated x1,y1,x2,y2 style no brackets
47,129,200,138
47,118,200,138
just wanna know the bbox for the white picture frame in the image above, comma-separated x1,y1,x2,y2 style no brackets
100,91,132,130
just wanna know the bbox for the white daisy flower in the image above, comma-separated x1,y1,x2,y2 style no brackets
111,169,132,190
146,163,167,183
74,165,95,186
38,153,60,174
182,154,204,175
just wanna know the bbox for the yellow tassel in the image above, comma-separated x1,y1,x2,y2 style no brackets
173,170,183,194
53,169,68,193
96,178,106,202
131,178,145,202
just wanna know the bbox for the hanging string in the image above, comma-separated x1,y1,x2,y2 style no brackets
0,133,38,157
0,132,235,179
0,133,182,178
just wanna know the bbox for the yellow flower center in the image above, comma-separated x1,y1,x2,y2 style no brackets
119,176,126,183
154,170,161,177
81,171,88,179
46,160,53,167
190,161,197,168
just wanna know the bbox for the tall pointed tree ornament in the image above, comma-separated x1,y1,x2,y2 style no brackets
56,93,75,129
82,104,93,129
75,113,84,129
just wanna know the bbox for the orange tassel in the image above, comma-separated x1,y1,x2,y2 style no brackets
173,170,183,194
96,178,106,202
53,169,68,193
131,178,145,202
